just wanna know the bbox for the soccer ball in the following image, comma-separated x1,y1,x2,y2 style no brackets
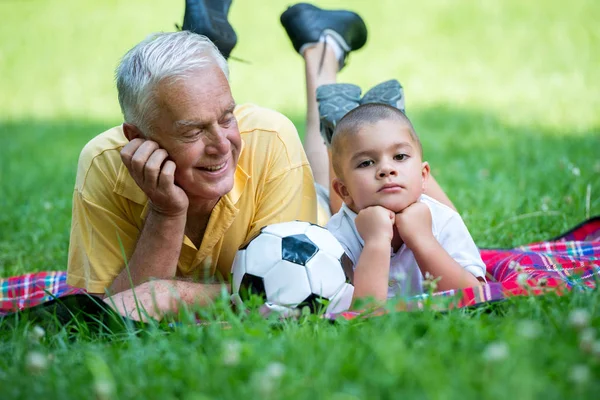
230,221,354,315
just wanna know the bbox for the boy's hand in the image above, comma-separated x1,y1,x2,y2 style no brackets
395,202,433,249
355,206,395,244
120,138,189,217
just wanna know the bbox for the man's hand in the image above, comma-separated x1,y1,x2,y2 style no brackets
355,206,395,245
120,138,189,217
394,202,433,250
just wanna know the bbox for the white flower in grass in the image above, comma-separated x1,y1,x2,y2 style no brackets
94,379,115,400
25,351,48,374
579,328,596,353
483,341,509,362
516,273,529,287
541,203,549,212
571,167,581,177
536,277,548,287
568,309,590,330
516,320,541,339
222,340,242,366
422,272,439,292
569,364,590,384
256,362,286,397
28,325,45,343
264,362,286,379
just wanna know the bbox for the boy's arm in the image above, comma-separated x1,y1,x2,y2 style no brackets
351,206,395,306
395,202,481,292
352,240,393,304
409,238,480,291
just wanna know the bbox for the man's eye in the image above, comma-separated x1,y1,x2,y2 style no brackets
183,130,202,139
220,116,236,127
394,154,408,161
357,160,374,168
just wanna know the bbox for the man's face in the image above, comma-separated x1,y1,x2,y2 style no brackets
335,119,429,213
149,66,241,202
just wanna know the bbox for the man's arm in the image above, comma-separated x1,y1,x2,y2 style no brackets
107,210,186,295
104,280,227,321
106,138,191,295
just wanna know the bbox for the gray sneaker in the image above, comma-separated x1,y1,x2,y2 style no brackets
316,83,361,145
360,79,405,113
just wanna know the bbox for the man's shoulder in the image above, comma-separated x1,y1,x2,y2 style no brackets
235,103,307,170
235,104,301,147
234,103,294,133
75,126,127,192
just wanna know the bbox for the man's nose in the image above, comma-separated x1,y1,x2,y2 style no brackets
204,126,230,154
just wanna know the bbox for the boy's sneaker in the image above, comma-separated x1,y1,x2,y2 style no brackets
360,79,405,113
316,83,361,145
280,3,367,70
180,0,237,59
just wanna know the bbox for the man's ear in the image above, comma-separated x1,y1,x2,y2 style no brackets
421,161,431,192
332,177,353,206
122,123,144,142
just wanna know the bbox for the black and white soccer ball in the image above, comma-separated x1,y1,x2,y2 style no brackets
231,221,354,315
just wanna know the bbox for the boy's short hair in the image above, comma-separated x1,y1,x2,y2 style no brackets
330,103,422,177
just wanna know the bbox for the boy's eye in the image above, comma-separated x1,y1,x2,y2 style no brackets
394,154,408,161
357,160,374,168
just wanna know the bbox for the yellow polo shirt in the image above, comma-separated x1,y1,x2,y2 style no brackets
67,103,325,293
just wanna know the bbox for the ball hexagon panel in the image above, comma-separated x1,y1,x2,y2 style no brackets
281,234,318,266
261,221,310,238
298,293,326,314
305,251,346,298
304,224,345,260
239,273,266,300
244,233,282,277
263,260,312,306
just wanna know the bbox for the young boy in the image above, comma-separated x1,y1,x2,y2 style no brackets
326,103,486,304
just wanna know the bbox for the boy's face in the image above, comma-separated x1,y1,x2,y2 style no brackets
333,119,430,214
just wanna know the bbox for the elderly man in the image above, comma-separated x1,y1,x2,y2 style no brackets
67,29,326,319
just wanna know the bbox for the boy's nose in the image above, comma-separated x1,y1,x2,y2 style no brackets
378,164,398,178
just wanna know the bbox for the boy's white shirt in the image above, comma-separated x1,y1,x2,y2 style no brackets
326,194,486,298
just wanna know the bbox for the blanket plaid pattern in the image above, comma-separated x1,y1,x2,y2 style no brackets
2,217,599,316
333,217,600,319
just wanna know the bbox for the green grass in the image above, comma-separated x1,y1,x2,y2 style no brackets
0,0,599,398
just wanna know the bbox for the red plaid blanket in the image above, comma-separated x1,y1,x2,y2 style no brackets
2,217,599,316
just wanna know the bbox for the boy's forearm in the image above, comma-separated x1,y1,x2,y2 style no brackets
410,238,480,291
352,240,391,305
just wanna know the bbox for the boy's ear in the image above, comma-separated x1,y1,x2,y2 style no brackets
421,161,431,192
122,123,144,142
332,177,353,206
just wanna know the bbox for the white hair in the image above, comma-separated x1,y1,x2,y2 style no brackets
116,31,229,135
